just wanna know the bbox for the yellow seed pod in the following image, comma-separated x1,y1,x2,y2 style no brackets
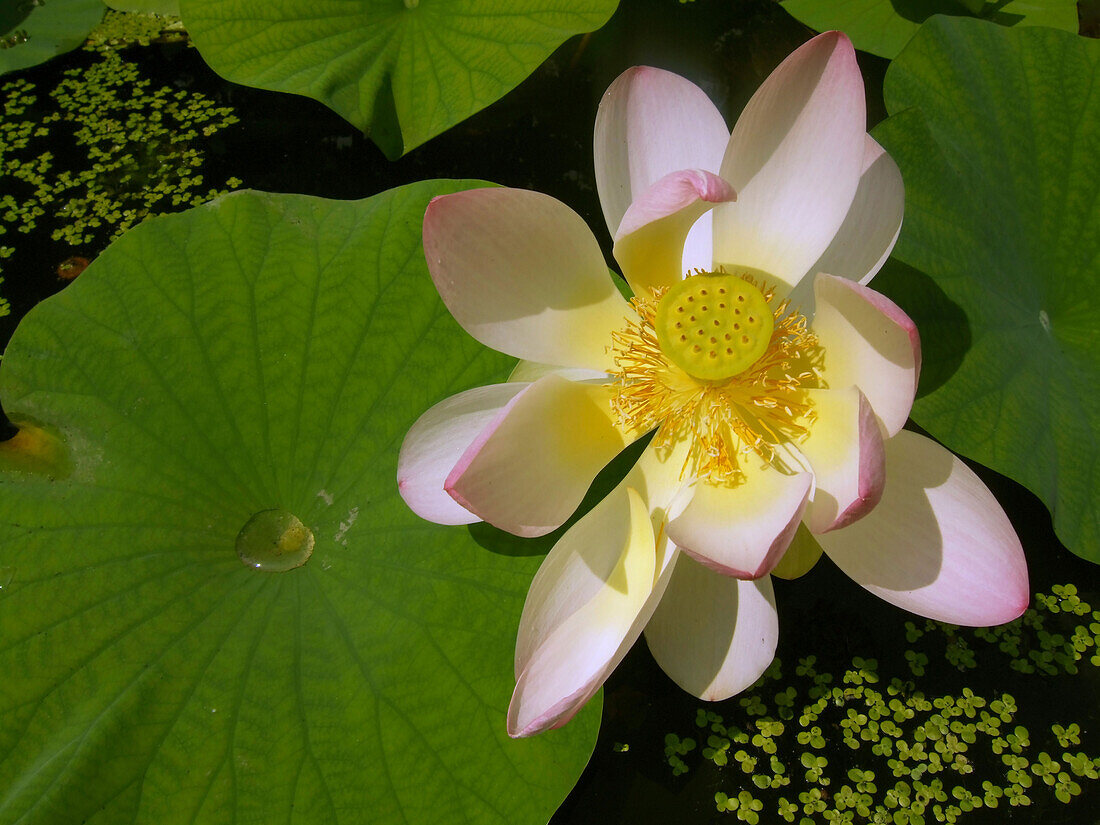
655,273,773,381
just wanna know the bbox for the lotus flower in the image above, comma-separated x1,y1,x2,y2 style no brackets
397,32,1029,738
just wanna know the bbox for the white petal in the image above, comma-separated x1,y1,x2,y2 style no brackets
713,31,866,295
446,375,627,538
804,135,904,288
508,486,665,737
594,66,730,238
816,430,1029,626
613,169,736,295
797,387,886,534
814,273,920,437
397,383,527,525
681,211,714,275
507,360,609,384
645,559,778,701
424,187,630,371
667,460,811,579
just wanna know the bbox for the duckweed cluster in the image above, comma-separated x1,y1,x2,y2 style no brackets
84,10,187,52
657,585,1099,823
0,35,240,288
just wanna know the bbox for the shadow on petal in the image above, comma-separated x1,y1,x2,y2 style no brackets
470,435,652,558
817,429,1028,625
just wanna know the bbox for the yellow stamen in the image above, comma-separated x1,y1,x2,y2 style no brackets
609,269,822,485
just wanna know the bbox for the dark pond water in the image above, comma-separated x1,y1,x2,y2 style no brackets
1,1,1097,823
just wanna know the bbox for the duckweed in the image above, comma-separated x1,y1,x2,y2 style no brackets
0,42,240,285
84,10,188,52
662,585,1099,823
664,732,695,776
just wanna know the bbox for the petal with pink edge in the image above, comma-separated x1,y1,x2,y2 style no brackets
594,66,730,238
508,487,667,737
613,169,736,296
667,459,811,579
645,558,778,701
424,187,629,372
814,274,920,437
713,31,866,295
816,429,1029,626
397,383,527,525
804,135,904,287
446,375,627,538
798,387,885,534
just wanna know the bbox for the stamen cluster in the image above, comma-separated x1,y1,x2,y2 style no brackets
609,272,823,485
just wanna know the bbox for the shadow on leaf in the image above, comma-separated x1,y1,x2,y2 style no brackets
872,257,971,398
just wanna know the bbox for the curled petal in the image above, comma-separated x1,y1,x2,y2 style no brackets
508,487,667,737
446,375,627,538
645,559,778,701
814,274,920,437
594,66,729,238
714,31,866,295
804,135,905,288
613,169,736,296
816,430,1029,626
797,387,885,534
424,187,629,371
397,383,527,525
667,460,811,579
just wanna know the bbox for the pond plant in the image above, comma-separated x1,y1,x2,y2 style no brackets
656,583,1100,823
398,32,1028,739
0,3,1096,825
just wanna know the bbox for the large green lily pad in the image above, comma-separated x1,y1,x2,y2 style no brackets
779,0,1077,58
0,0,103,75
180,0,618,158
104,0,181,14
871,18,1099,560
0,183,598,824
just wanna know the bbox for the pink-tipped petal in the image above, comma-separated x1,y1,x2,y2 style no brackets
397,383,527,525
714,31,866,295
816,430,1029,626
508,487,670,737
446,375,627,538
594,66,730,238
805,135,904,287
667,460,812,579
645,558,778,701
613,169,736,295
814,274,920,437
424,188,630,372
798,387,886,534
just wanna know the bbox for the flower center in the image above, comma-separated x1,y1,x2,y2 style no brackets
654,273,774,381
609,268,822,484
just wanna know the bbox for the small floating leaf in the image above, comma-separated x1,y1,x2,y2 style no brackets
181,0,619,158
0,0,104,76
